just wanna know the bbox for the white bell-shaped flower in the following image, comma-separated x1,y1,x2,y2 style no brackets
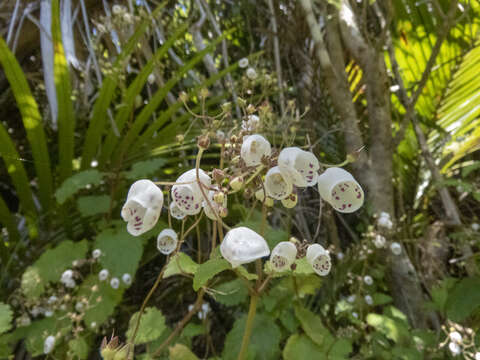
265,166,292,200
157,228,178,255
449,342,461,356
121,179,164,236
240,134,271,167
390,242,402,255
203,188,227,220
98,269,109,281
44,335,55,354
172,169,211,215
270,242,297,271
169,202,186,220
110,277,120,289
317,167,364,213
278,147,320,187
122,273,132,285
306,243,332,276
220,227,270,268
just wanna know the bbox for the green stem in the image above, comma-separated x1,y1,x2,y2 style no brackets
237,294,258,360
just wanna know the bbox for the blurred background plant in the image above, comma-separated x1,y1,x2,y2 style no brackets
0,0,480,359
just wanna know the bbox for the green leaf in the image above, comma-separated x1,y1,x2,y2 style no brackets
193,258,230,291
52,0,75,181
55,170,103,204
293,258,314,275
0,37,52,211
223,314,281,360
294,306,334,349
0,195,20,257
235,265,259,280
94,227,144,278
169,343,199,360
164,253,199,278
372,293,393,306
0,303,13,335
446,276,480,321
21,240,88,298
182,323,205,338
366,313,409,344
68,338,89,359
328,339,352,359
24,314,72,356
125,158,168,180
76,195,110,216
126,307,166,345
213,279,248,306
283,334,325,360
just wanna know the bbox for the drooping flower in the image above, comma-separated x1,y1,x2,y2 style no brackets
157,228,178,255
270,242,297,271
169,202,186,220
99,269,109,281
449,342,461,356
265,166,293,200
44,335,55,354
238,57,249,68
317,167,364,213
198,303,210,320
240,134,271,167
220,227,270,268
390,242,402,255
122,273,132,285
242,114,260,132
171,169,211,215
449,331,462,344
306,243,332,276
278,147,320,187
121,179,164,236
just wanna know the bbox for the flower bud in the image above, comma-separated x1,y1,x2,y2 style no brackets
238,58,249,68
390,242,402,255
221,102,232,112
179,91,188,102
246,104,256,114
265,197,274,207
230,176,244,192
246,67,257,80
213,191,225,205
212,168,225,184
255,189,265,202
199,88,210,98
122,273,132,285
110,277,120,289
237,97,246,107
197,135,210,150
157,228,178,255
270,242,297,271
220,227,270,268
99,269,109,281
176,134,184,143
203,187,227,221
306,243,331,276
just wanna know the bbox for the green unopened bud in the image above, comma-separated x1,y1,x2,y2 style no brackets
212,168,225,183
113,345,130,360
199,88,210,98
237,97,246,107
221,102,232,112
176,134,184,143
230,176,244,192
346,153,356,164
213,191,225,204
281,193,298,209
179,91,188,102
100,348,116,360
255,189,265,202
265,197,274,207
246,104,256,114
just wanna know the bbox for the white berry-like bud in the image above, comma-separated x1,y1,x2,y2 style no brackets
147,73,156,84
278,147,320,187
306,243,332,276
317,168,364,213
220,227,270,268
44,335,55,354
265,166,292,200
98,269,109,281
471,223,480,231
450,331,462,344
110,277,120,289
92,249,102,259
157,228,178,255
240,134,271,167
448,342,461,356
171,169,211,215
347,295,356,303
365,295,373,305
122,273,132,285
373,235,386,248
363,275,373,285
270,242,297,271
246,67,257,80
121,179,164,236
